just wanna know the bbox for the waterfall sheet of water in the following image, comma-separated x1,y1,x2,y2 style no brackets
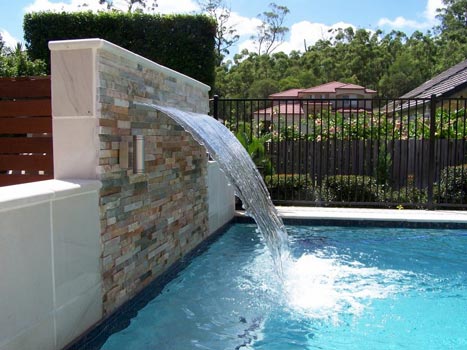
139,103,289,267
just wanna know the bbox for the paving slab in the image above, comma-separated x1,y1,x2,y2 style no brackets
236,207,467,225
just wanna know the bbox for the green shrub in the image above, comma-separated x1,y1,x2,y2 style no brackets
235,130,274,175
438,164,467,204
0,44,46,77
23,12,216,88
265,174,315,200
322,175,381,202
383,186,428,207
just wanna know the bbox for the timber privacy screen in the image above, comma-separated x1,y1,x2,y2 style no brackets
211,96,467,209
0,76,53,187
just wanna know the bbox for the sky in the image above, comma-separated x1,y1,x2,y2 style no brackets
0,0,445,57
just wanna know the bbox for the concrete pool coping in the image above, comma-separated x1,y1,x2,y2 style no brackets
235,207,467,227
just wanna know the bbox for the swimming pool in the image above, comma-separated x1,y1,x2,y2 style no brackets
75,223,467,349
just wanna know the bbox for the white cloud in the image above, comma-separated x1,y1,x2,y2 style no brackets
377,16,428,30
228,12,262,36
0,29,19,49
289,21,355,49
156,0,199,14
24,0,105,13
377,0,445,30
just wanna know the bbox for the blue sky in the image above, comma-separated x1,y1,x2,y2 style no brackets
0,0,444,55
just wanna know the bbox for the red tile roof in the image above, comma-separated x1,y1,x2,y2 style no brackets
267,82,377,98
269,88,302,98
299,81,376,94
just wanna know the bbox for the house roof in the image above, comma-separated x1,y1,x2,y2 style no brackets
268,82,377,99
299,81,377,95
253,102,304,118
401,59,467,98
269,88,302,98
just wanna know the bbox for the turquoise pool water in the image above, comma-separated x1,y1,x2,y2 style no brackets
99,224,467,349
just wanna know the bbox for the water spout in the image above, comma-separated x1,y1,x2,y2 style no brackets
139,103,289,269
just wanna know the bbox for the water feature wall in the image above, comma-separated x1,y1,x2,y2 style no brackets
49,38,235,319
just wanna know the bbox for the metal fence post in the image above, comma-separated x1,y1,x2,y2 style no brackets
427,94,437,209
213,94,219,120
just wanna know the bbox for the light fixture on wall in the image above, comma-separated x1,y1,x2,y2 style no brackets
119,135,145,174
133,135,145,174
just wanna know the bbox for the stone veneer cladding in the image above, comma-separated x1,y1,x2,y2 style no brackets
96,46,210,314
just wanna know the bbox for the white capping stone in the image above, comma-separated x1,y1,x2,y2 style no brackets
0,180,102,212
48,38,211,94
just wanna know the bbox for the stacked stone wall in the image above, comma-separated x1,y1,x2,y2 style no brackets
96,47,210,314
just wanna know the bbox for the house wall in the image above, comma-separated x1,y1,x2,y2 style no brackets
298,89,375,113
447,86,467,98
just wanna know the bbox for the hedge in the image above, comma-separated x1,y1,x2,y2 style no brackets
23,11,216,89
322,175,381,202
265,174,315,200
438,164,467,204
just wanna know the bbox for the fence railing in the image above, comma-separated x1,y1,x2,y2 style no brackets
0,76,53,187
211,96,467,209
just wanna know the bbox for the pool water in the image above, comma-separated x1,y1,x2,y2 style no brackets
99,224,467,349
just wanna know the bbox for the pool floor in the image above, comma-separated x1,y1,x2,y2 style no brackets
79,223,467,349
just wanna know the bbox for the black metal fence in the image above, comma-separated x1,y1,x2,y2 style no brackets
211,95,467,209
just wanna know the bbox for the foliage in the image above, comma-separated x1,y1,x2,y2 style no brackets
247,78,279,98
435,0,467,68
23,11,216,88
197,0,239,65
235,127,274,175
438,163,467,203
266,107,467,142
98,0,158,12
322,175,381,202
264,173,314,200
384,186,428,207
376,144,392,185
215,0,467,99
0,38,46,77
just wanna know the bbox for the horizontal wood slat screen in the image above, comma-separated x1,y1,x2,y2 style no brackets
0,154,54,172
0,99,52,117
0,76,53,186
0,117,52,134
0,137,53,153
0,76,51,98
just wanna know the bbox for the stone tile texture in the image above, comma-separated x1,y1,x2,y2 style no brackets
96,48,210,314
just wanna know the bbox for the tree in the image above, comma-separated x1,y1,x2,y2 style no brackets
0,33,5,54
247,78,279,98
436,0,467,69
0,42,46,77
436,0,467,37
251,2,289,55
98,0,157,12
379,51,425,98
197,0,239,65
